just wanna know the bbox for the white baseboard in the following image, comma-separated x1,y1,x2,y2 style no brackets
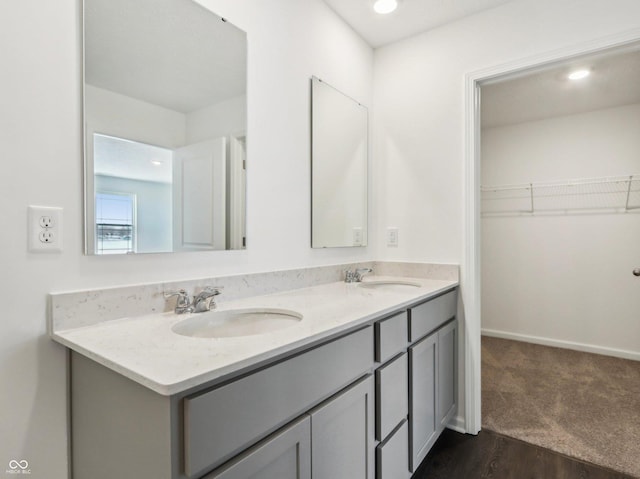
482,328,640,362
446,415,467,434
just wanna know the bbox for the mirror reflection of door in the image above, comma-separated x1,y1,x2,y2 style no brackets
173,138,227,251
228,135,247,250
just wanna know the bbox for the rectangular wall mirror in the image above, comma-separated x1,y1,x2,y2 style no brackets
83,0,247,255
311,77,368,248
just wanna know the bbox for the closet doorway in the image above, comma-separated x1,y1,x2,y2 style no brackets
476,42,640,476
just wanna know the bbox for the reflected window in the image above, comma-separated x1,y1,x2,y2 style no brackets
95,192,136,254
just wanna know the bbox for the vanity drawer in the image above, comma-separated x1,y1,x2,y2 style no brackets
183,326,373,478
376,352,408,441
203,416,311,479
376,420,410,479
409,290,457,342
375,311,408,364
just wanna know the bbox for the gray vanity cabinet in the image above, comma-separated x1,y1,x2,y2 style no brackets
309,375,375,479
69,287,459,479
408,332,438,471
183,326,373,476
203,417,311,479
438,319,458,428
408,322,459,472
70,326,374,479
208,374,374,479
407,289,458,473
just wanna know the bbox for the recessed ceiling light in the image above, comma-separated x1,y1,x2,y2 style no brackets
150,159,163,166
373,0,398,14
568,69,590,81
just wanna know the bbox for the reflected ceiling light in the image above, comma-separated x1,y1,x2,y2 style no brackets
373,0,398,14
568,69,590,81
150,159,163,166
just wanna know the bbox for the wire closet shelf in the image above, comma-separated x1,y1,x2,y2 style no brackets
481,174,640,216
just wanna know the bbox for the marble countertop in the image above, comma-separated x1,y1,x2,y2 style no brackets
51,276,457,396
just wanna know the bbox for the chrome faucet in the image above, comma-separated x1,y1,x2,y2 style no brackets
163,289,193,314
164,286,223,314
344,267,373,283
192,286,223,312
355,268,373,282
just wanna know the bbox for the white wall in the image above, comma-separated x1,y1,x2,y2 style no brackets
186,95,246,144
481,103,640,358
0,0,372,477
373,0,640,263
482,103,640,184
85,85,187,149
373,0,640,429
87,85,247,147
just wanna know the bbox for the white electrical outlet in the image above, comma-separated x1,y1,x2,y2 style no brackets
39,215,54,228
29,206,63,253
387,227,399,247
39,230,55,243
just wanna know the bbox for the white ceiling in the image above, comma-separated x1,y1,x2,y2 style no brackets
481,46,640,128
85,0,246,113
323,0,640,127
94,134,173,183
322,0,513,48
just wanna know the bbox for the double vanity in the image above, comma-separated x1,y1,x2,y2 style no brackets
50,267,458,479
70,0,461,476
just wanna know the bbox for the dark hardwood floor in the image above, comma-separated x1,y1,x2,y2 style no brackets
411,429,637,479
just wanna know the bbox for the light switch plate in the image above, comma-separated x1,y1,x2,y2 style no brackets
387,227,399,247
29,206,63,253
353,227,363,246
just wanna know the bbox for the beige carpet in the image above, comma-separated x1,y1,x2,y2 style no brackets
482,336,640,478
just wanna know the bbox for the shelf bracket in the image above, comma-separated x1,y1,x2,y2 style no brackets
529,183,534,213
625,175,633,211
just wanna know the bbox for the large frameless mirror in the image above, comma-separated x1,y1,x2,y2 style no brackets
311,77,368,248
83,0,247,254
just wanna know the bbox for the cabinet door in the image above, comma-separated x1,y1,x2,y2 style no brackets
204,417,310,479
438,320,457,430
376,352,408,441
310,375,375,479
184,327,372,476
408,333,438,472
376,420,410,479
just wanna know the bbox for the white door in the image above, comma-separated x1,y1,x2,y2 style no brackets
173,138,226,251
228,135,246,249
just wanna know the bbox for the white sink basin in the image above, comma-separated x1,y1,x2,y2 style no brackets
172,308,303,338
358,280,421,292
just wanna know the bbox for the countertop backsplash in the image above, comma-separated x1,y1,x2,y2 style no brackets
49,261,458,333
